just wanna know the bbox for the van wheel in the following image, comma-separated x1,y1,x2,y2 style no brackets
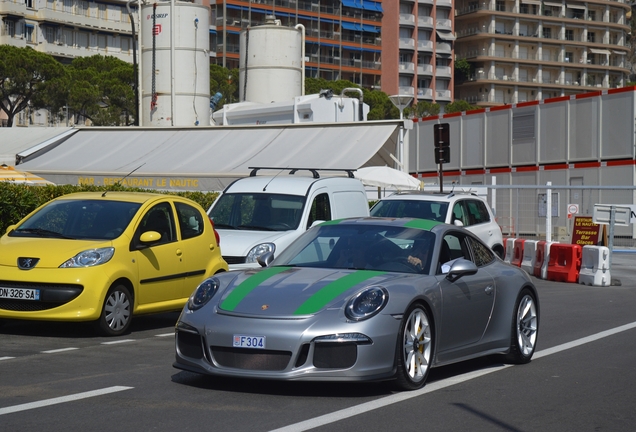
95,284,132,336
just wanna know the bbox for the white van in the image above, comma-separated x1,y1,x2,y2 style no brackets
208,168,370,270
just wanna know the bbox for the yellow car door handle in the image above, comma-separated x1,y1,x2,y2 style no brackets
176,249,183,256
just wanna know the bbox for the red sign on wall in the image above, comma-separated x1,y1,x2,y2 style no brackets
153,24,162,35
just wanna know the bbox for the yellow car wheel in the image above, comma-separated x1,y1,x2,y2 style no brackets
95,284,133,336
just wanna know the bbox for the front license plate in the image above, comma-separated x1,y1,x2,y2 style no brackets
0,287,40,301
233,334,266,349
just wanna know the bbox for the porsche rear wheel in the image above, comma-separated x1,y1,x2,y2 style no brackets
505,288,538,364
395,304,433,391
95,284,132,336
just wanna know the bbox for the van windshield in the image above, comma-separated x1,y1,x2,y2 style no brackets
209,193,306,231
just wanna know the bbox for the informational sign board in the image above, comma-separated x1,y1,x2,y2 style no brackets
571,216,602,246
593,204,635,227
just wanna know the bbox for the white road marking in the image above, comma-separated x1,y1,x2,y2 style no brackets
155,333,174,338
41,348,79,354
100,339,135,345
270,321,636,432
0,357,15,361
0,386,133,416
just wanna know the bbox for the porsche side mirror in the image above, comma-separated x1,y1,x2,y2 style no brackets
445,259,478,282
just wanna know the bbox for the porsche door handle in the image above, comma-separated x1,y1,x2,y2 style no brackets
484,285,494,295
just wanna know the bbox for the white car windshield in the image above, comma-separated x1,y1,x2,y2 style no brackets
209,193,306,232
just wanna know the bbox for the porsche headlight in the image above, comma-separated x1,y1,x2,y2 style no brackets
188,277,220,311
345,286,388,321
245,243,275,264
59,247,115,268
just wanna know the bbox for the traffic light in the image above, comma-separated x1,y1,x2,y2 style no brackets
434,123,450,164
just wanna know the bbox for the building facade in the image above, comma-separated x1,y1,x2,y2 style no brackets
454,0,631,106
381,0,455,104
210,0,384,90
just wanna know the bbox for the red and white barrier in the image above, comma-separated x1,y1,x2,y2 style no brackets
546,243,582,283
520,240,538,274
578,246,611,287
533,241,555,280
504,238,515,264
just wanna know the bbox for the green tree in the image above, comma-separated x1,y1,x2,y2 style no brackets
210,65,239,110
66,55,135,126
444,99,478,114
0,45,68,127
405,101,440,119
454,57,473,84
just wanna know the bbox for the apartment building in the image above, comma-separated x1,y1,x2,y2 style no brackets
454,0,631,106
210,0,384,89
0,0,135,63
381,0,455,104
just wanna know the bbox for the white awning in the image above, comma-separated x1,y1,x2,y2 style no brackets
17,123,401,191
0,127,76,166
613,50,626,55
521,0,542,5
565,4,586,10
543,2,563,7
436,30,456,41
589,48,611,55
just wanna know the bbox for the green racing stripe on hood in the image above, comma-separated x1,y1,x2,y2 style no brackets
404,218,439,230
293,270,386,315
220,266,292,311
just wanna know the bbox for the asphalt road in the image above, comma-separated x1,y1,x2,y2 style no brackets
1,253,635,432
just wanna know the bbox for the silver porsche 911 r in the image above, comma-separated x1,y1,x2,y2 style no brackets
174,217,539,390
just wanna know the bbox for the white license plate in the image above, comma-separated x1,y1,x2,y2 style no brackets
0,287,40,301
233,334,266,349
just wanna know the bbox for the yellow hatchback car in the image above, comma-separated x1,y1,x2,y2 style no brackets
0,192,228,335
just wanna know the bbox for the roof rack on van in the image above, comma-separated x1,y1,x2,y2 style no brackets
248,167,356,179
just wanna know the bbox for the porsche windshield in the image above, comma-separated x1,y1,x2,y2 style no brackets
209,193,306,231
274,223,436,274
10,199,141,240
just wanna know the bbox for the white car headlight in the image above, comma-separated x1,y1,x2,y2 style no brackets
245,243,275,264
345,286,389,321
188,277,220,311
59,247,115,268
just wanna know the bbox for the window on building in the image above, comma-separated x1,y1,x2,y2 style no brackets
24,24,35,43
565,29,573,41
45,26,56,43
542,27,551,38
587,32,595,43
4,20,15,37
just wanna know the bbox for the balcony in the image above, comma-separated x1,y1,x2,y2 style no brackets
418,16,434,28
398,86,416,96
417,63,433,74
417,40,433,51
399,62,416,73
435,65,452,77
400,13,416,26
435,89,452,100
399,37,416,50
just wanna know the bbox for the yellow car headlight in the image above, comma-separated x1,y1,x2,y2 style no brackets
59,247,115,268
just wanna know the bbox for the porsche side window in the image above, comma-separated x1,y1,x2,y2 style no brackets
307,193,332,229
438,233,470,274
136,203,176,245
175,202,204,240
466,236,495,267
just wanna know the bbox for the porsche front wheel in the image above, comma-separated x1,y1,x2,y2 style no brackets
505,288,538,364
395,304,433,391
95,284,133,336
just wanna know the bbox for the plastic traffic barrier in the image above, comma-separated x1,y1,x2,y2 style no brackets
510,239,525,267
533,241,554,280
578,246,611,287
504,238,515,264
546,243,582,283
520,240,538,274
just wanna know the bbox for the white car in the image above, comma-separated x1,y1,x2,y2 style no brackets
207,168,370,270
370,191,504,258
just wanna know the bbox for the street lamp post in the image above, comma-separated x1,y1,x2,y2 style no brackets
389,94,413,173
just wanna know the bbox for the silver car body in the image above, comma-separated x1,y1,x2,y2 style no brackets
174,218,538,387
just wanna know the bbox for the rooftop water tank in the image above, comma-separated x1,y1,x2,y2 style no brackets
239,18,304,104
141,1,210,126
